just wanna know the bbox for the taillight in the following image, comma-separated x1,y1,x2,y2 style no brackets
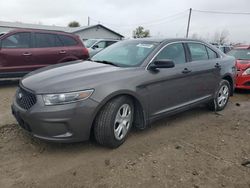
82,48,89,60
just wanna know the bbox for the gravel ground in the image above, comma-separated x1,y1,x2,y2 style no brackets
0,84,250,188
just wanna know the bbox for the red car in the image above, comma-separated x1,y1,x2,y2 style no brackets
0,29,89,79
227,45,250,89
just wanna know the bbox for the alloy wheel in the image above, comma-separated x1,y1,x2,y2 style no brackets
114,104,132,140
217,85,229,108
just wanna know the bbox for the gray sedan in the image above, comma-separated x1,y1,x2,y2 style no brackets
12,38,236,148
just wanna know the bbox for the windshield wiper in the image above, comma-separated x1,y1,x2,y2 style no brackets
93,60,119,67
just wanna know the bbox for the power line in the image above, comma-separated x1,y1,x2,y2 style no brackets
193,9,250,15
89,9,188,28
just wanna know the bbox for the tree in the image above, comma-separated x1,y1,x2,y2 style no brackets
68,21,80,27
133,26,150,38
213,29,230,45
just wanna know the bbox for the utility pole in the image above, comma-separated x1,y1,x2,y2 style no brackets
88,16,90,26
186,8,192,38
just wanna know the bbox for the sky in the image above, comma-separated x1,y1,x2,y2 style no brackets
1,0,250,43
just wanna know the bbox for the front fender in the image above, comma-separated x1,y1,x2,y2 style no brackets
90,89,148,129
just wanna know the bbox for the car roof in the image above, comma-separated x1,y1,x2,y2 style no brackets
5,29,75,36
128,38,208,44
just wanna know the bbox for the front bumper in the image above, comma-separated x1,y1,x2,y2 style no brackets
236,74,250,90
12,95,99,143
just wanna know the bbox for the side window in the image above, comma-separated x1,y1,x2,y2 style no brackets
188,43,208,61
35,33,62,48
206,47,218,59
58,35,78,46
2,32,31,48
155,43,186,64
96,41,106,49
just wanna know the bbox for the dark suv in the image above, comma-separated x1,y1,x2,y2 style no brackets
0,29,89,78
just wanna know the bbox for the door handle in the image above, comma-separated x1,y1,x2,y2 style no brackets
59,50,66,54
182,68,192,74
22,52,32,56
215,63,221,68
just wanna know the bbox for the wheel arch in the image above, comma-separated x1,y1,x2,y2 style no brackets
90,91,147,135
222,74,234,96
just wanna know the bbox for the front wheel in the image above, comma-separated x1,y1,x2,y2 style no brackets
94,96,134,148
208,80,230,111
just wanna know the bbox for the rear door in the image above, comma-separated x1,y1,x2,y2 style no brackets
31,32,66,68
57,34,85,60
0,32,33,73
185,42,221,99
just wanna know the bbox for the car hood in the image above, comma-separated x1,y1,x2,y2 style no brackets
21,60,133,94
236,60,250,70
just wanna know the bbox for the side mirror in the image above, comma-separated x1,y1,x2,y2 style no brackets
149,59,175,70
92,44,99,49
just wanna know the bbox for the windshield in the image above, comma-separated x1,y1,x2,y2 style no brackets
91,40,158,67
227,49,250,60
83,39,98,48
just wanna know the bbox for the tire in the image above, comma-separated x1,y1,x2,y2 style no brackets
207,80,230,111
94,96,134,148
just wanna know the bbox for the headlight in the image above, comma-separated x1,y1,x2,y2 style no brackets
43,89,94,105
242,68,250,75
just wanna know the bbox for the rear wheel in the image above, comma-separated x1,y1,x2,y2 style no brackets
94,96,134,148
208,80,230,111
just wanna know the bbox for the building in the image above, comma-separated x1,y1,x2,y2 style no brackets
0,21,124,40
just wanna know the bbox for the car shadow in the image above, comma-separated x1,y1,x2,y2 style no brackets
234,89,250,94
0,79,19,87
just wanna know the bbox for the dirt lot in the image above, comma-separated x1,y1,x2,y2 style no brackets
0,83,250,188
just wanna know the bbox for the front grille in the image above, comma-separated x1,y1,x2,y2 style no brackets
16,87,37,110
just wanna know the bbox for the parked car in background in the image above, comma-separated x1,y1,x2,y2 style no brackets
83,39,119,57
227,45,250,89
12,38,236,148
211,43,233,54
0,29,89,79
218,45,233,54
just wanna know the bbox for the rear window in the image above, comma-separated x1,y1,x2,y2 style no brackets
58,35,78,46
83,39,98,48
1,32,31,48
35,33,63,48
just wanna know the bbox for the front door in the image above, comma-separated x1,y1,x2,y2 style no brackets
0,32,33,73
146,42,198,118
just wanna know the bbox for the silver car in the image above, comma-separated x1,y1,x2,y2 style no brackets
12,38,236,148
83,39,119,57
